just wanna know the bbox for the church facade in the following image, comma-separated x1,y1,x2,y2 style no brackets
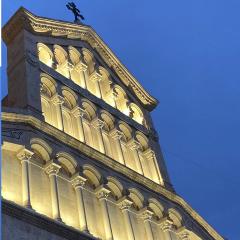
1,8,223,240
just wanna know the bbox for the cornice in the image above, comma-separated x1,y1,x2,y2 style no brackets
2,7,158,111
2,111,224,240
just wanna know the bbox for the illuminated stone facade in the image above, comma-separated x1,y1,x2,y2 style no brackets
2,7,223,240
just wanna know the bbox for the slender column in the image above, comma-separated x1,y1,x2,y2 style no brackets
71,175,88,232
75,62,88,89
72,106,86,142
143,148,162,184
95,186,113,240
17,149,34,208
118,197,135,240
109,128,125,165
51,94,65,131
141,208,154,240
91,117,106,154
159,217,174,240
176,227,190,240
89,71,103,99
127,139,143,175
44,161,62,221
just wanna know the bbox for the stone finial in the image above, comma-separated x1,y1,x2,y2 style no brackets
17,148,34,163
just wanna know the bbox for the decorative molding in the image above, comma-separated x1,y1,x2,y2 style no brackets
117,197,133,212
71,175,87,189
17,148,34,163
44,161,61,176
95,186,111,201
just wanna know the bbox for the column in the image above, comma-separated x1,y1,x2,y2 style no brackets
159,217,174,240
71,175,88,232
44,161,62,221
109,128,125,165
91,117,106,154
127,139,143,175
176,227,190,240
89,71,103,99
72,106,86,142
143,148,162,184
118,197,135,240
17,149,34,208
95,186,113,240
75,62,88,89
141,208,154,240
51,94,65,131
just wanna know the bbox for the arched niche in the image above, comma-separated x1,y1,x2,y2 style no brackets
107,176,123,200
128,188,144,210
68,46,81,65
168,208,183,228
62,87,78,110
100,110,115,132
136,131,149,151
53,45,69,78
118,121,132,142
129,103,145,126
30,138,52,164
81,98,97,121
40,73,57,98
37,43,53,67
56,152,77,177
148,198,164,220
82,48,95,74
83,164,102,188
112,84,129,115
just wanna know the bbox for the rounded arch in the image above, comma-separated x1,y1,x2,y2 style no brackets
82,48,95,73
136,131,149,151
107,176,123,200
53,45,68,65
148,198,164,219
100,110,115,131
56,152,78,176
112,84,129,115
68,46,81,65
40,73,57,98
83,164,102,188
30,138,52,163
128,188,144,210
62,86,78,109
118,121,132,142
99,66,110,78
37,43,53,67
129,103,144,125
80,98,97,120
168,208,182,228
113,84,127,98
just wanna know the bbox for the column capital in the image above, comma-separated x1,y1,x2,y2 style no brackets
95,185,111,201
17,148,34,163
89,71,102,82
117,197,133,212
75,62,88,72
126,138,141,150
71,106,86,118
44,161,61,176
140,207,154,221
91,117,105,129
71,175,87,189
109,128,124,140
176,227,190,240
51,94,65,105
143,148,155,159
159,217,174,232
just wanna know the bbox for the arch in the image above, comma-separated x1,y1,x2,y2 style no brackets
62,86,78,109
168,208,182,228
53,45,68,65
128,188,144,210
30,138,52,162
107,176,123,200
112,84,129,115
100,110,115,131
82,48,95,73
56,152,77,176
40,73,57,98
83,164,102,188
136,131,149,151
68,46,81,65
148,198,164,218
37,43,53,67
80,98,97,120
118,121,132,142
129,102,144,125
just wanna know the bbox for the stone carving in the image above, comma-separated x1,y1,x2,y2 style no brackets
44,162,61,176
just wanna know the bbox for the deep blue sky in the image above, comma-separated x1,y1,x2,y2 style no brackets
2,1,240,239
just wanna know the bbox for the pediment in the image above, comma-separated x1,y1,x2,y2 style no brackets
2,7,158,111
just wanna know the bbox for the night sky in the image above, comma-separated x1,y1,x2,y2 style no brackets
2,1,240,239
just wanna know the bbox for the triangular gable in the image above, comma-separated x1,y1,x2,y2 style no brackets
2,7,158,111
